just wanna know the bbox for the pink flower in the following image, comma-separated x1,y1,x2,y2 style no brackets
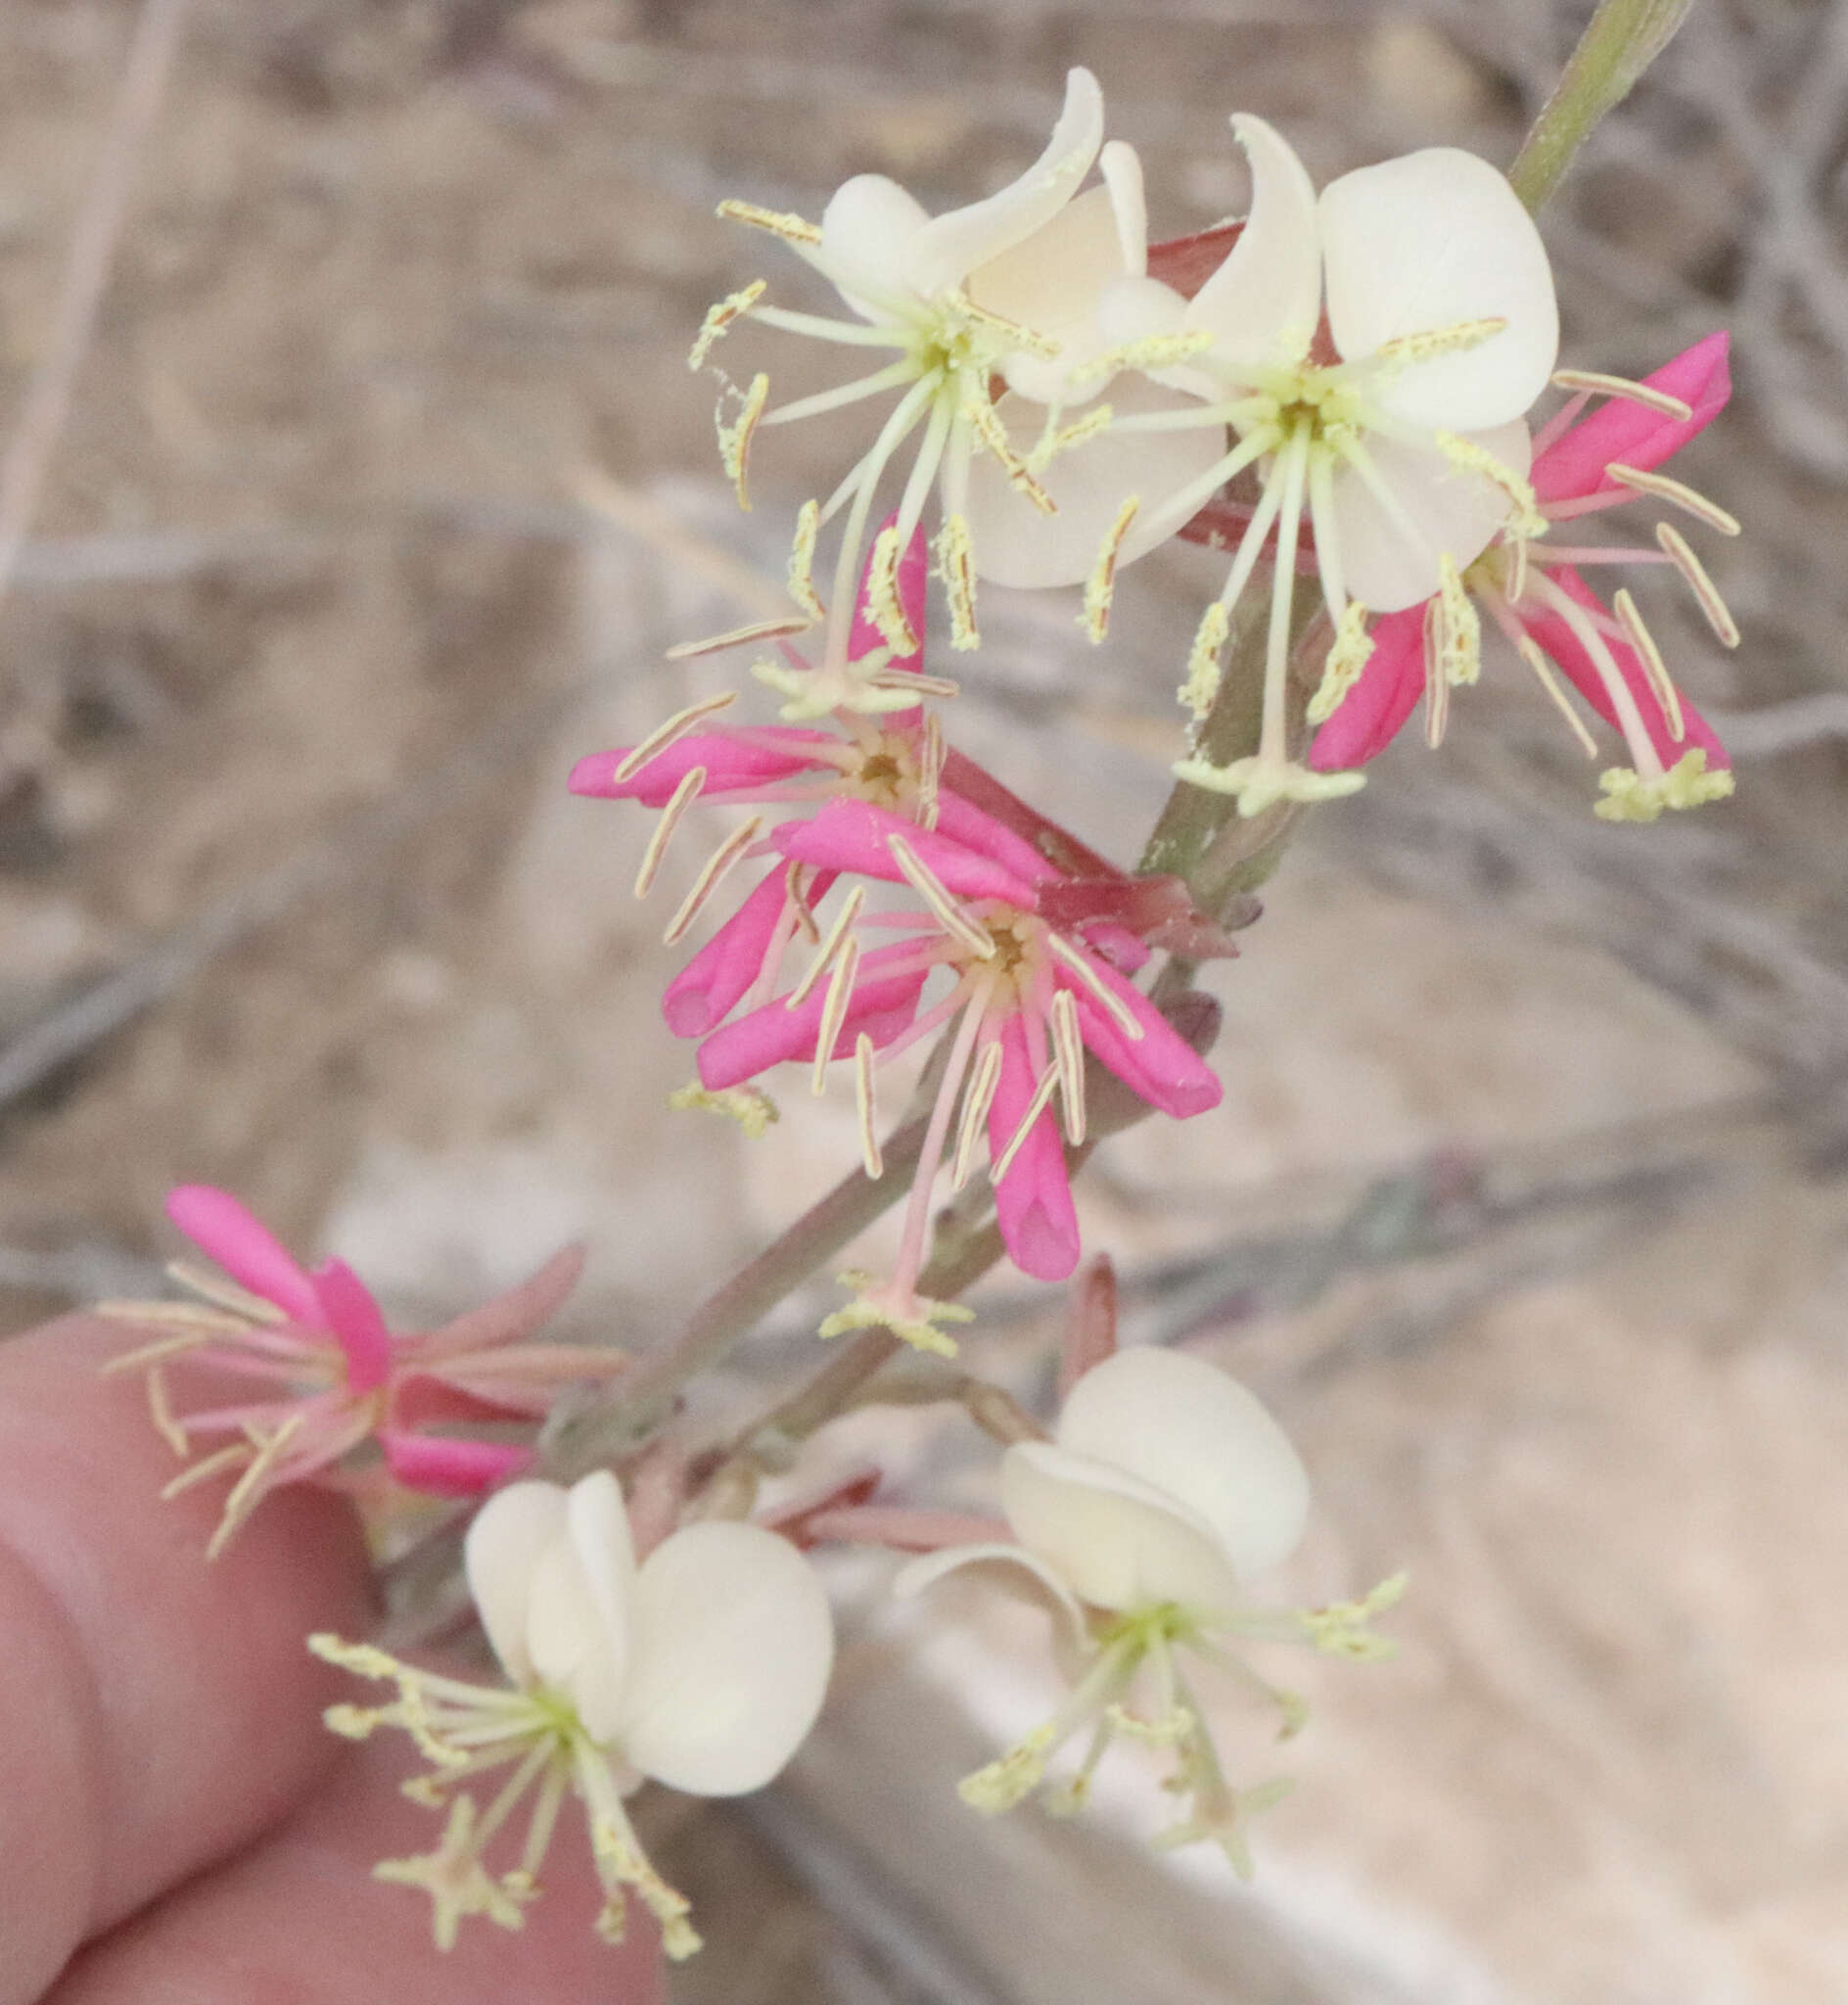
101,1186,626,1556
1310,332,1740,821
690,801,1221,1344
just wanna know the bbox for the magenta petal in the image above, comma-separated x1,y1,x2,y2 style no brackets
774,800,1040,908
1309,607,1426,770
1516,567,1730,772
309,1258,393,1393
568,730,830,806
1533,331,1732,503
696,952,927,1090
1058,955,1223,1119
164,1185,323,1326
849,512,929,675
987,1017,1080,1282
381,1430,531,1498
663,866,792,1037
929,788,1059,890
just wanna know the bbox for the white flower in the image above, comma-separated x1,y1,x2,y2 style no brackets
311,1470,834,1959
897,1347,1400,1870
999,115,1558,816
698,68,1194,677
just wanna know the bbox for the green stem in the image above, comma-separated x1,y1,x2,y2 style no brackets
1507,0,1697,213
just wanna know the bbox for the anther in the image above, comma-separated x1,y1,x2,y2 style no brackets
664,815,763,946
715,199,822,245
1550,369,1693,422
716,373,770,510
991,1064,1063,1186
1515,634,1600,758
688,281,767,371
784,885,866,1009
811,937,860,1096
1050,988,1087,1145
1081,496,1139,644
933,515,980,651
886,832,996,957
1045,935,1145,1041
1611,588,1686,741
951,1040,1003,1190
1608,463,1741,536
633,766,706,898
854,1033,883,1179
612,691,739,785
1655,521,1739,646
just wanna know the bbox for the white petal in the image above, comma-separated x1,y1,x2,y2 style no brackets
906,68,1104,298
964,378,1227,589
566,1469,636,1682
463,1479,568,1687
819,174,932,315
1184,114,1322,372
1002,1441,1242,1612
528,1537,627,1745
1096,274,1219,398
970,185,1131,403
1330,418,1531,612
620,1522,834,1796
1055,1347,1311,1580
1101,140,1147,277
893,1541,1089,1658
1320,147,1558,430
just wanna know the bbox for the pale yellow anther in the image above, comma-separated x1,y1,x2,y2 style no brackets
811,937,861,1096
688,280,767,371
1081,496,1139,644
854,1033,883,1180
932,514,980,652
1299,1571,1408,1659
865,522,920,656
612,691,738,785
944,286,1062,361
1611,586,1686,742
1178,601,1230,723
1305,599,1373,725
668,1082,779,1138
633,767,706,899
716,373,770,510
664,816,763,946
958,1723,1059,1812
715,198,821,246
1069,326,1213,389
964,390,1054,513
784,884,865,1010
1514,634,1599,759
1594,749,1734,822
991,1062,1062,1186
1373,315,1506,369
1550,368,1692,423
1434,431,1548,541
664,616,814,663
787,498,825,620
1436,553,1482,687
886,831,995,958
1608,462,1741,536
950,1039,1003,1191
1027,401,1113,475
1050,987,1087,1146
1421,595,1450,749
1044,931,1144,1042
1655,521,1739,646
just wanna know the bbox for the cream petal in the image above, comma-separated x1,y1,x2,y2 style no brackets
1055,1347,1311,1581
619,1522,835,1796
566,1469,636,1689
819,174,932,315
1002,1442,1242,1612
1319,147,1558,430
1096,273,1218,398
964,378,1227,589
1330,418,1531,613
971,185,1130,403
463,1479,569,1687
527,1535,627,1745
893,1541,1089,1658
906,68,1105,298
1101,140,1147,277
1184,114,1322,372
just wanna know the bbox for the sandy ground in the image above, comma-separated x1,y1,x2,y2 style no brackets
1,3,1846,2000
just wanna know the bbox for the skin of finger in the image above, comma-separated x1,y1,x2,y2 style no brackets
0,1317,377,2005
42,1740,669,2005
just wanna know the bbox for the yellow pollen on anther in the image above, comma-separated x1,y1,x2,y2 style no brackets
1178,601,1230,722
865,523,920,655
1436,554,1482,686
1069,326,1213,389
715,199,822,246
716,373,770,510
1028,402,1114,475
1434,432,1548,540
688,281,767,371
787,499,825,620
1081,496,1139,644
1306,600,1373,725
964,391,1054,513
1373,315,1506,367
933,515,980,651
944,286,1063,362
669,1082,780,1136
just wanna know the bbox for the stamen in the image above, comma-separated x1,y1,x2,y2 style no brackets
160,1440,250,1498
166,1260,285,1322
668,1081,779,1137
964,393,1054,514
918,711,945,832
1050,988,1086,1145
716,372,770,510
1437,553,1482,686
885,832,995,958
664,616,813,662
1027,402,1114,474
811,936,860,1096
1178,601,1230,723
1371,314,1506,368
1550,368,1693,422
1305,600,1373,725
784,884,866,1008
944,286,1061,362
1433,432,1547,540
1081,496,1138,644
633,767,706,898
950,1039,1003,1190
933,515,979,651
1608,462,1741,536
1528,571,1666,776
1421,596,1450,749
991,1063,1061,1186
663,815,763,945
1514,633,1600,758
788,499,824,620
786,860,822,944
1611,587,1686,742
865,522,920,656
687,281,766,371
611,691,739,784
1656,522,1740,646
854,1033,883,1179
1067,325,1214,389
146,1368,190,1457
1505,533,1531,607
207,1413,306,1560
1045,934,1144,1042
715,199,822,246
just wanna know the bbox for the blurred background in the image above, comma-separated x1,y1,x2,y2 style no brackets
2,1,1845,1998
